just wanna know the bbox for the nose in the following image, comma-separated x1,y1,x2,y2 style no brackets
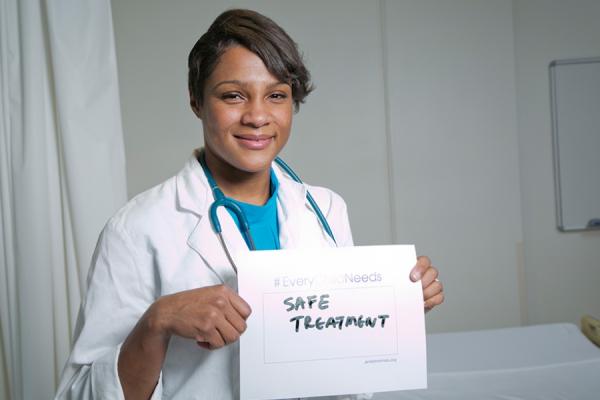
241,99,270,128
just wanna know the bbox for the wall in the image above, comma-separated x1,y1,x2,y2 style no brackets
383,0,523,332
513,0,600,326
111,0,392,247
112,0,600,333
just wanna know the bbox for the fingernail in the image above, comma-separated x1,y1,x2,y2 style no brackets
411,271,421,281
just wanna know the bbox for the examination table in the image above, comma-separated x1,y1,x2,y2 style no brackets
375,323,600,400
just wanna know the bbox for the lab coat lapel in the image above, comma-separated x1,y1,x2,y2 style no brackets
187,212,246,287
275,167,335,249
176,152,247,286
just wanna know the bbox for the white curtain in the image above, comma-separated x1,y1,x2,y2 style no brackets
0,0,127,398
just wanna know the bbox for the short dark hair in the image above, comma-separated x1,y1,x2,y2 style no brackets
188,9,313,112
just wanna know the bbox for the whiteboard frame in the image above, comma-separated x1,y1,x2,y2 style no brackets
549,56,600,232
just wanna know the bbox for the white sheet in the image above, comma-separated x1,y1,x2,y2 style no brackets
374,323,600,400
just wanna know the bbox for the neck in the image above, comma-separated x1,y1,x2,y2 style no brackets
203,150,271,205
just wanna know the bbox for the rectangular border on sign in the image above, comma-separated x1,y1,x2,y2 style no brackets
262,286,399,364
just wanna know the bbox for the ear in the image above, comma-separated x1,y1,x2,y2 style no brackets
189,91,203,119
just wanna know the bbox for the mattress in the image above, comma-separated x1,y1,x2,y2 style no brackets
374,323,600,400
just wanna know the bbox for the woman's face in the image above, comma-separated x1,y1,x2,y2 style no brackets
194,45,293,176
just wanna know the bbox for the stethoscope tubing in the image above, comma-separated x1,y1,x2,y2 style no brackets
201,154,337,275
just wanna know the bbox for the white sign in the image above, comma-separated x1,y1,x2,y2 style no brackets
237,245,427,400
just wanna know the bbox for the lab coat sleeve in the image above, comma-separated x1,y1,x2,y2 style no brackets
55,219,162,399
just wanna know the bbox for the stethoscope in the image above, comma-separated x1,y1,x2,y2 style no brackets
199,154,337,274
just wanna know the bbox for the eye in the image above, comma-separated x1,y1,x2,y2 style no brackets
269,92,289,102
221,92,244,103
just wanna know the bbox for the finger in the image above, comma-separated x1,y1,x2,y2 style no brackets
224,309,248,334
216,319,242,344
420,266,439,289
210,286,251,320
194,332,207,345
424,292,445,310
410,255,431,282
198,328,226,349
423,280,443,301
229,293,252,319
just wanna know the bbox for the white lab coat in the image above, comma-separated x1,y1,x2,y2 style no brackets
55,151,358,400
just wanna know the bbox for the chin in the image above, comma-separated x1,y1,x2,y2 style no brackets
234,156,275,174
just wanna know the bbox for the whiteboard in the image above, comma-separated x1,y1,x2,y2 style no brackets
549,57,600,231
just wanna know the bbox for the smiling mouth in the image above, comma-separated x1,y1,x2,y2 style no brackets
234,135,274,150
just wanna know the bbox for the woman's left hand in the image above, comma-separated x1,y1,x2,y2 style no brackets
410,256,444,312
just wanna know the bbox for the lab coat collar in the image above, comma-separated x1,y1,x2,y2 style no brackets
175,150,308,219
175,149,211,217
272,165,305,249
273,163,337,249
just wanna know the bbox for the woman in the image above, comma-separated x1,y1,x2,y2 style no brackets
56,9,444,400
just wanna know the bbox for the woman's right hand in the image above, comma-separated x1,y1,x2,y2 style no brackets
147,284,252,349
119,285,250,399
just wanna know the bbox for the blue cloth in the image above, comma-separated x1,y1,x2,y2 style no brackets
202,162,280,250
229,170,280,251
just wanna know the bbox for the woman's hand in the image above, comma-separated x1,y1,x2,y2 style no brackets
118,285,250,399
148,284,252,349
410,256,444,312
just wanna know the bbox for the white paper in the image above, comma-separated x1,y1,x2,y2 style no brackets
237,245,427,400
